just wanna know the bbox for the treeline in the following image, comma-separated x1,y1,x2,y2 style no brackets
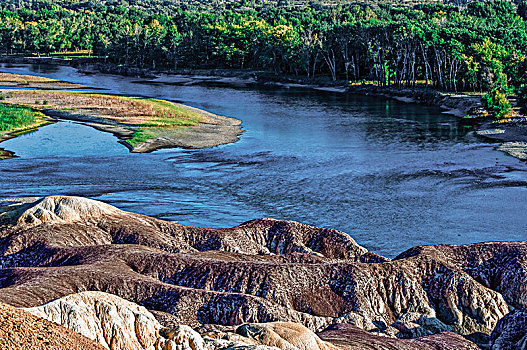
0,0,503,14
2,0,527,116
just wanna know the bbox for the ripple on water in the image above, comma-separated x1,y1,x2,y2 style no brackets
1,64,527,257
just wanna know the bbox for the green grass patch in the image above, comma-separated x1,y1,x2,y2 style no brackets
0,149,14,159
122,96,205,126
126,128,158,148
0,104,49,143
123,98,204,148
0,104,37,132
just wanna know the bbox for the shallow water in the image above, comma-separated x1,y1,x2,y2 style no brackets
1,63,526,257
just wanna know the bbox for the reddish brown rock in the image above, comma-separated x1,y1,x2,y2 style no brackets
0,196,373,261
490,308,527,350
0,196,523,347
236,322,339,350
317,323,479,350
396,243,527,310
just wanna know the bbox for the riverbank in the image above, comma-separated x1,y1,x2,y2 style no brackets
0,85,242,153
346,86,527,160
476,116,527,160
130,70,483,118
149,73,527,161
0,57,488,115
0,72,85,89
3,59,526,160
0,103,53,159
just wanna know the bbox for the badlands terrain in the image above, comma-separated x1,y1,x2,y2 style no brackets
0,196,525,349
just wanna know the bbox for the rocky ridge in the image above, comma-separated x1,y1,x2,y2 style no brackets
0,196,526,349
21,291,481,350
22,290,337,350
25,291,163,350
489,308,527,350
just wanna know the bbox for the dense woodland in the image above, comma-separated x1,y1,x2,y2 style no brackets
2,0,527,117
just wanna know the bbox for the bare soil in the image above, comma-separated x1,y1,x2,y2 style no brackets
0,90,243,152
0,72,84,89
0,302,105,350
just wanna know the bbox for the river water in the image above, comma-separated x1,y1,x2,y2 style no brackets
1,63,526,257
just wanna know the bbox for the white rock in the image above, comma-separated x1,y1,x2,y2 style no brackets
25,291,162,350
17,196,121,227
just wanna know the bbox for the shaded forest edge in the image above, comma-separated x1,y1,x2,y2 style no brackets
2,0,527,110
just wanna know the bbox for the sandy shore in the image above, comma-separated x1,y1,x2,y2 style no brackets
0,89,242,153
475,117,527,160
0,103,54,159
0,72,84,89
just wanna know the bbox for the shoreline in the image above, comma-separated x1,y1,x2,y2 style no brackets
0,87,243,155
156,73,527,160
476,118,527,160
0,104,55,159
39,104,243,153
2,57,525,160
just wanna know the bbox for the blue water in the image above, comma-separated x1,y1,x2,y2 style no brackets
1,63,526,257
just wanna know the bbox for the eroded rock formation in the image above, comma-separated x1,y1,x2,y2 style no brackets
19,291,483,350
0,196,525,349
25,291,162,350
490,308,527,350
19,291,293,350
237,322,339,350
317,323,479,350
0,195,372,260
0,302,105,350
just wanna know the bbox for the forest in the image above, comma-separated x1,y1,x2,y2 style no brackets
1,0,527,117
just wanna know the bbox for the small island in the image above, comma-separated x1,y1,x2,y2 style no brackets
0,72,85,89
0,73,242,155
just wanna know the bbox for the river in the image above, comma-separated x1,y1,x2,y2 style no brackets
1,63,526,257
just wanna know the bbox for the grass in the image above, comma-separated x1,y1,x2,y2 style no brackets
8,91,206,125
122,97,204,147
3,90,208,148
0,149,14,160
50,50,91,56
126,129,158,148
0,73,58,84
0,104,49,141
0,104,36,132
127,97,204,126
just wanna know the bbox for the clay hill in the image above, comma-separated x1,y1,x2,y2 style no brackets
0,301,104,350
0,196,525,349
